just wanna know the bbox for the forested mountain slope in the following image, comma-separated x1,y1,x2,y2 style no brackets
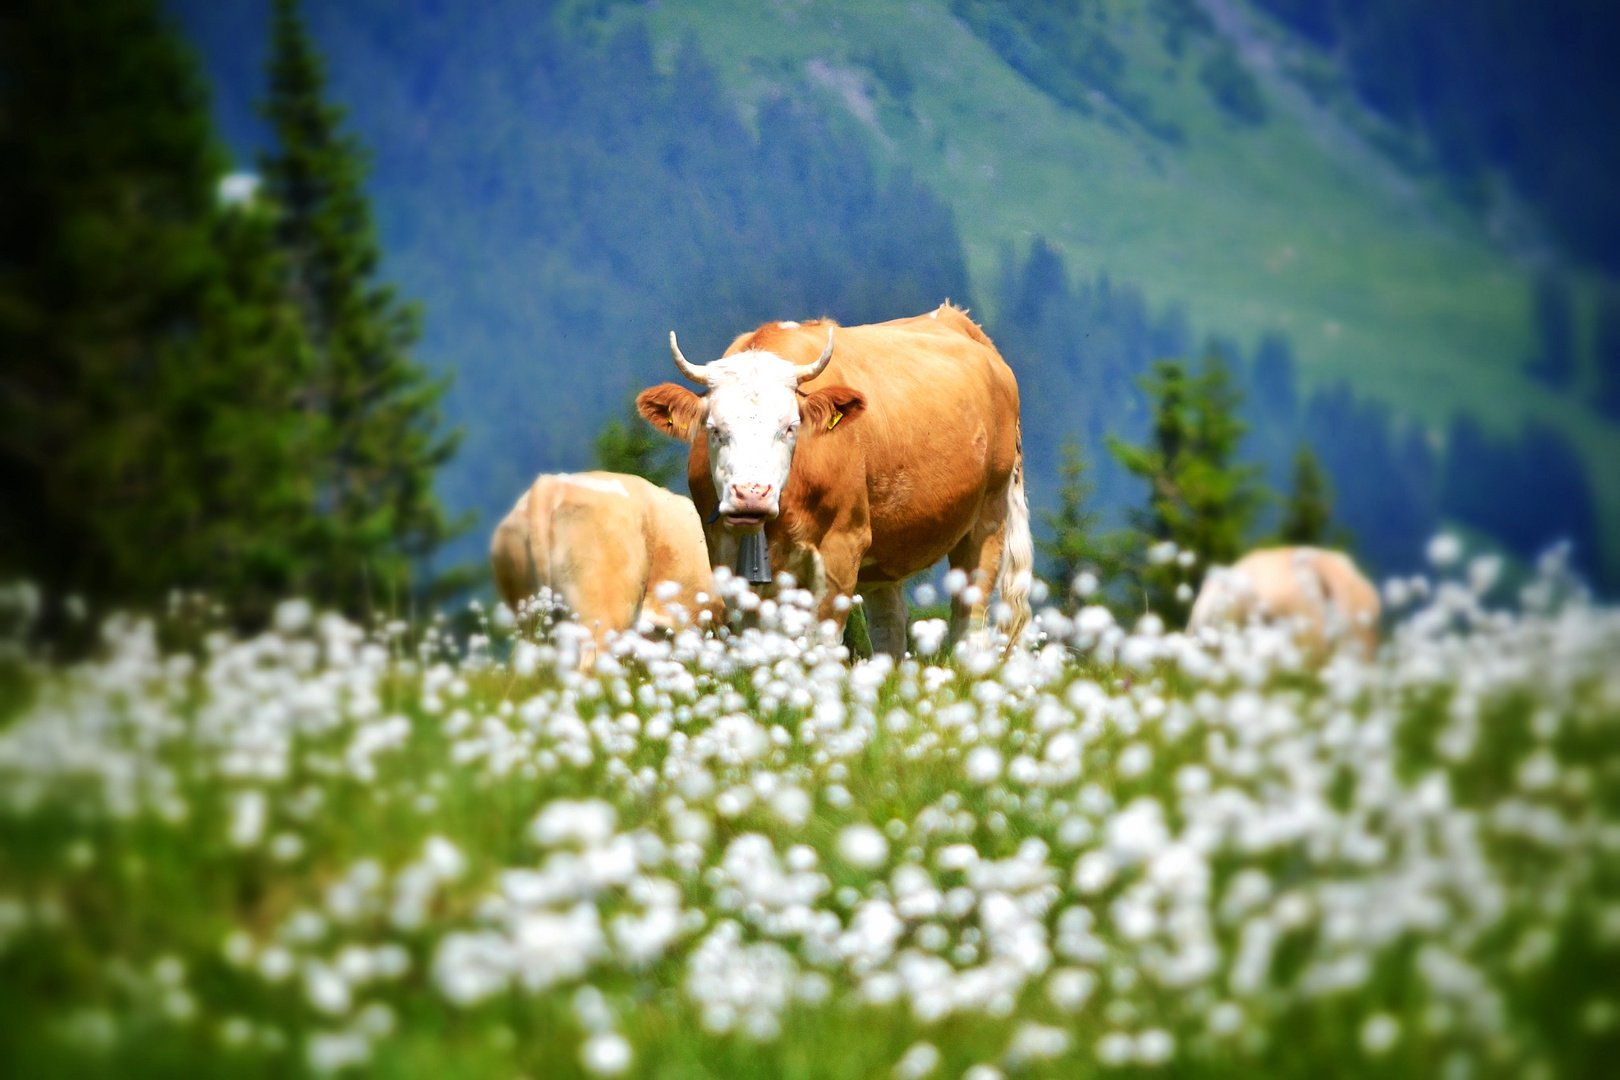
168,0,1620,585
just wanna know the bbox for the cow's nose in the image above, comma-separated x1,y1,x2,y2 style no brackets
731,483,773,504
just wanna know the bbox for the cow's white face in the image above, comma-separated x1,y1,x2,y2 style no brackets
699,351,803,528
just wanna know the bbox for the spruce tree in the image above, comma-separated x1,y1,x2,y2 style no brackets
1037,440,1117,610
0,0,314,625
593,399,682,486
260,0,459,616
1109,352,1264,622
1180,349,1263,566
1278,445,1333,546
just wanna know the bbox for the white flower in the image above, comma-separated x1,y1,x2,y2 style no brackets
1072,571,1099,598
306,1029,370,1074
964,746,1003,784
1208,1001,1244,1035
1076,605,1114,635
273,598,312,634
1117,743,1152,778
1006,1022,1070,1065
532,800,618,848
1136,1029,1174,1065
1096,1031,1135,1065
269,833,304,862
1360,1013,1399,1055
893,1040,940,1079
580,1032,632,1076
1468,554,1501,594
1074,851,1116,894
1107,798,1169,864
911,619,948,656
302,961,351,1016
432,932,510,1005
1047,967,1097,1012
1426,534,1462,567
770,785,811,828
228,790,267,849
222,930,254,967
837,825,890,869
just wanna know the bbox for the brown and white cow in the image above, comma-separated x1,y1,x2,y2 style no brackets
636,303,1033,656
491,472,722,663
1187,546,1381,660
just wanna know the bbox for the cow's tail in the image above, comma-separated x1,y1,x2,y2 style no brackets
996,428,1034,650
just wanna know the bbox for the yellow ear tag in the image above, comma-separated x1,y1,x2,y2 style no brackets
826,411,842,431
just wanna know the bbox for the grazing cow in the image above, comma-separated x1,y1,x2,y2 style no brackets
1187,546,1381,659
490,472,721,662
635,303,1032,656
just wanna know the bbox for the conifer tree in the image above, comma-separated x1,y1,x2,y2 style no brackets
1037,440,1119,610
260,0,459,615
1109,351,1264,621
1278,445,1333,546
593,400,681,486
0,0,314,625
1180,349,1263,565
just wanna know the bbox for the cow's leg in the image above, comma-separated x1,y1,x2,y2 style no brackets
947,521,1007,647
858,581,908,658
813,533,867,641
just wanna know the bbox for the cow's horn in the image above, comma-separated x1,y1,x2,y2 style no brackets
669,331,711,386
794,328,835,384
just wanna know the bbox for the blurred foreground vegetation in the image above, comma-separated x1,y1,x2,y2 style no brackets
0,550,1617,1078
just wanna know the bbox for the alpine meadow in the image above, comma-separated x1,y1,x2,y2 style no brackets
1,1,1618,1078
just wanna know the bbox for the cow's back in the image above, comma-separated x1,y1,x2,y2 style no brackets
1192,547,1379,659
522,473,648,633
503,472,716,635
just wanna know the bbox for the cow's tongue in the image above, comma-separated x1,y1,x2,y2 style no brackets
736,529,772,584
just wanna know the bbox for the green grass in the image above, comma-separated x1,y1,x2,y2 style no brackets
1,571,1617,1077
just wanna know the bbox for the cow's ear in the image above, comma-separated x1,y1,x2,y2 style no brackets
800,385,865,434
637,383,705,443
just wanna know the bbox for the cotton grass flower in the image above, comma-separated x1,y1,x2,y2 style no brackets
837,825,889,869
580,1031,632,1076
893,1040,939,1079
1360,1013,1400,1055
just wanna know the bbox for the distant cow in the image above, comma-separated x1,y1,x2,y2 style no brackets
491,472,721,661
1188,546,1381,659
636,304,1032,656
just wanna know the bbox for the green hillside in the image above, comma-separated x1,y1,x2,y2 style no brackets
593,0,1620,574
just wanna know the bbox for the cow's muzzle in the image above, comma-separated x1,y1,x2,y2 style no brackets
721,483,776,529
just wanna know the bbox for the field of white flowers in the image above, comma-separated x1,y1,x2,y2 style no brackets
1,543,1617,1079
